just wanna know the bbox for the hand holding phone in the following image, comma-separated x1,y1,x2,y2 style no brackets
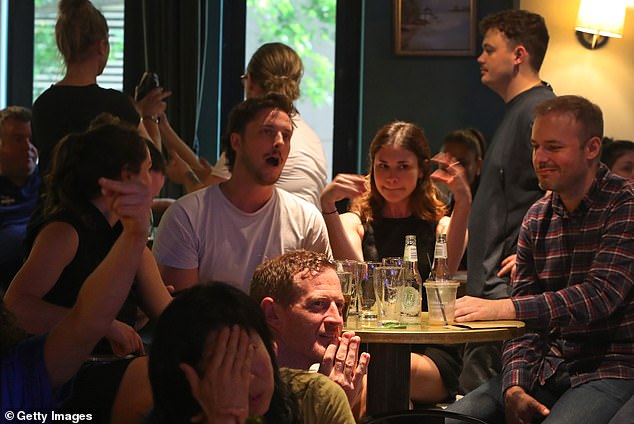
135,72,160,101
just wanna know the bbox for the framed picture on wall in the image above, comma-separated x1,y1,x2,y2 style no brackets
394,0,477,56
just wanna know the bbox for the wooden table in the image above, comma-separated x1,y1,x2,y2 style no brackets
344,314,525,415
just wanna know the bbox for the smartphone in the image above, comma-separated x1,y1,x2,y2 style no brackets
135,72,160,101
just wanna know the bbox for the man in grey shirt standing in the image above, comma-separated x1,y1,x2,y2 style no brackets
462,9,555,392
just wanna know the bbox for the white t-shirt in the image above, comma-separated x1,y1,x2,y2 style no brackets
211,114,327,207
153,185,332,292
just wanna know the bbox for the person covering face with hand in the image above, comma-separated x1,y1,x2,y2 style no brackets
147,283,355,424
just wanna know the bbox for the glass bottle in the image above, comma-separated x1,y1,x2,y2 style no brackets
432,233,450,282
401,234,423,321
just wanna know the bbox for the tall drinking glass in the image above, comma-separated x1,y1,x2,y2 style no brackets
374,266,403,324
357,261,381,320
336,259,359,317
336,270,353,322
382,257,403,267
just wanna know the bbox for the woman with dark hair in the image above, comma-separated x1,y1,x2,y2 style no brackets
441,128,486,198
31,0,167,173
147,283,355,424
4,118,171,356
437,128,486,272
321,121,471,274
1,175,152,411
320,121,471,404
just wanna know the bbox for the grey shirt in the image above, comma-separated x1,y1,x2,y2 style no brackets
467,83,555,299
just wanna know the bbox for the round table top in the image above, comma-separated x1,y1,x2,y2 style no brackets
344,313,525,345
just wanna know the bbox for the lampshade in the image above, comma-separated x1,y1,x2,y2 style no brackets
576,0,627,38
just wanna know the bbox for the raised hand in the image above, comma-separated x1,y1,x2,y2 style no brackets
135,87,171,119
320,331,370,404
99,177,152,237
320,174,368,213
430,152,472,204
180,325,253,424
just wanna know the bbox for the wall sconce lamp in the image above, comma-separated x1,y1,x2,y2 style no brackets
575,0,627,49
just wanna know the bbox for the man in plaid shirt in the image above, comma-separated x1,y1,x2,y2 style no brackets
447,95,634,424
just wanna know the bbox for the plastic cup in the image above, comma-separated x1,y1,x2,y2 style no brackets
423,281,460,325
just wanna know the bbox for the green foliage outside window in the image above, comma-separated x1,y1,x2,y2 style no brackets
34,0,64,99
247,0,336,107
33,0,336,106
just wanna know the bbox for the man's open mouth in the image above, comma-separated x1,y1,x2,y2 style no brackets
266,157,280,166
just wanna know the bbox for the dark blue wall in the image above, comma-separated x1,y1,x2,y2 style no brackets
358,0,514,172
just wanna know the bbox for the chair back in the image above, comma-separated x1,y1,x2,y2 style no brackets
360,409,489,424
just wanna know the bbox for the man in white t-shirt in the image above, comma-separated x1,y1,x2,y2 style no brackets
208,42,327,207
153,94,331,293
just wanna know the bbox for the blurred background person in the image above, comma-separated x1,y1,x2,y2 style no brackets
436,127,486,270
145,140,175,242
440,128,486,204
602,138,634,180
0,107,39,292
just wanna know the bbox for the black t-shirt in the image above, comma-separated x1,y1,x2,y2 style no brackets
362,215,436,308
32,84,139,173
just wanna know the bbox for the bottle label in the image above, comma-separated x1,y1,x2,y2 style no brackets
404,245,418,262
434,242,447,259
401,286,421,315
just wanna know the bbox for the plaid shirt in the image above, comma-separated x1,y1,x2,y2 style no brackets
502,165,634,393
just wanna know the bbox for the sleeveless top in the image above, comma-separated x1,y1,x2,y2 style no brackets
26,203,139,353
361,215,437,309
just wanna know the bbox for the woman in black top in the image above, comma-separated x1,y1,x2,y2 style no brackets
320,121,472,404
4,118,171,356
